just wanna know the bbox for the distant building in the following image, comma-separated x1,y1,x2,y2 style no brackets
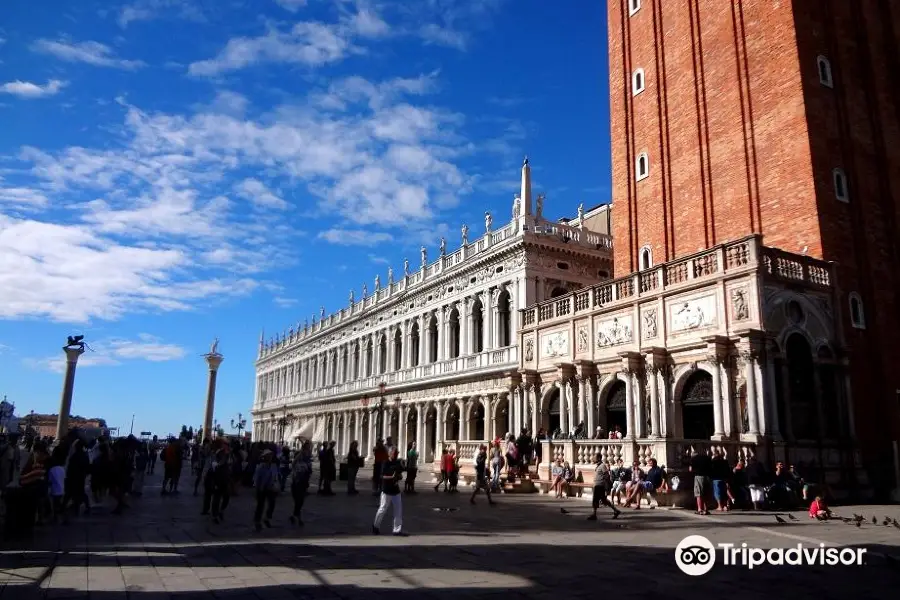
25,413,108,439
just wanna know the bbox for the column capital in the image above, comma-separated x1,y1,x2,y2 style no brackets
63,346,86,362
205,353,224,371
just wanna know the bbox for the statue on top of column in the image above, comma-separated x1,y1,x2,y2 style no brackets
374,274,381,290
388,266,394,284
320,306,325,319
403,258,410,276
484,211,492,232
536,194,545,219
349,289,355,304
420,245,427,266
577,202,585,226
461,224,469,245
209,337,219,355
440,237,447,255
362,283,368,299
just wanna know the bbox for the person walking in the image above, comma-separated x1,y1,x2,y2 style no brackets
405,441,419,494
587,453,620,520
373,447,406,536
209,449,231,524
469,445,495,506
346,441,362,495
290,441,313,525
372,439,387,495
252,450,279,531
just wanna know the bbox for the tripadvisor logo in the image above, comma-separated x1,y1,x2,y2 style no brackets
675,535,867,576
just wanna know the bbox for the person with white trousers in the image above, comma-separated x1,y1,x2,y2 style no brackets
373,447,407,536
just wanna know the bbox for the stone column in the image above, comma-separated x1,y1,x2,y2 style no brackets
648,366,661,438
424,314,434,363
624,371,636,440
586,377,597,435
567,379,576,433
461,400,469,440
742,350,761,435
353,410,361,447
55,344,86,440
577,375,588,426
483,290,494,350
466,298,476,354
436,400,445,449
511,386,520,434
558,381,569,434
710,357,726,439
530,385,540,434
486,395,495,439
398,404,408,455
366,409,375,455
416,403,425,446
202,351,224,444
460,300,470,356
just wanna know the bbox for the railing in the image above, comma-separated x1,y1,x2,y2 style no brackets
520,235,833,328
264,346,518,408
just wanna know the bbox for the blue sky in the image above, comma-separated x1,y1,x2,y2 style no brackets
0,0,611,438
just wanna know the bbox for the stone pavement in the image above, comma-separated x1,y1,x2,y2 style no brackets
1,471,899,600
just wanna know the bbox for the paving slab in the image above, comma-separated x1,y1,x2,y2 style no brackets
1,471,899,599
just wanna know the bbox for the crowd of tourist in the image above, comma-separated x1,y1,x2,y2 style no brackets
0,425,834,539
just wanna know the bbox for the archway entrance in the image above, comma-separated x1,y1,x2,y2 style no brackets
681,371,714,439
547,387,561,434
786,334,816,440
493,395,510,439
606,381,627,437
469,402,485,440
445,404,460,440
425,405,437,462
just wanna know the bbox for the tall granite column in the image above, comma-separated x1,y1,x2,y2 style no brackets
202,351,224,444
56,344,86,440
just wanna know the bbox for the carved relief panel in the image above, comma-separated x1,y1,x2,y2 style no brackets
641,307,658,340
668,295,717,334
540,330,570,360
575,321,590,354
594,314,633,348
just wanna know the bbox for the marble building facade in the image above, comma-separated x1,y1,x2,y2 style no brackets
251,160,613,466
519,236,867,496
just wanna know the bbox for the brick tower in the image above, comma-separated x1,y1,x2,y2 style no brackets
608,0,900,496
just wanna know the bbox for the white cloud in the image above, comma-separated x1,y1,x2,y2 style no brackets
188,22,355,76
0,187,49,208
318,229,393,246
419,24,467,50
24,333,186,373
273,296,298,307
117,0,205,27
274,0,307,12
31,39,145,70
4,72,484,323
368,254,390,265
235,178,289,210
0,79,67,98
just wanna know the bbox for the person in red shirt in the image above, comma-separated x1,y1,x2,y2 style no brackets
809,496,831,520
435,448,455,492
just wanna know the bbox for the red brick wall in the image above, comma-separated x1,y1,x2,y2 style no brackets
607,0,900,462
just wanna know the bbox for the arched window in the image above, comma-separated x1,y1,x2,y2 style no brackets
817,55,833,87
410,322,420,366
629,0,641,16
393,328,403,370
329,351,337,385
832,168,849,202
639,245,653,270
681,371,715,439
352,344,360,380
635,152,649,181
365,341,373,377
449,307,461,358
378,334,387,374
849,292,865,329
341,347,348,382
497,289,512,347
428,314,439,362
632,68,645,95
550,286,567,298
471,299,484,353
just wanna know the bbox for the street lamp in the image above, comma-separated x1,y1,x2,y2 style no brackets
276,412,294,444
231,413,247,438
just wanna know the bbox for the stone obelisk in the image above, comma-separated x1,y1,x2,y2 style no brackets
202,339,224,444
56,342,86,440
